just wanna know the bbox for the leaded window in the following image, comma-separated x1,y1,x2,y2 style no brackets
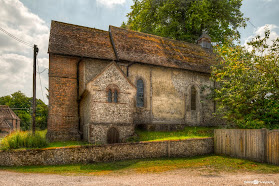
114,90,118,103
136,79,144,107
108,89,112,103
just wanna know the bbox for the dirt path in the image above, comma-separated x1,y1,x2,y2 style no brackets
0,169,278,186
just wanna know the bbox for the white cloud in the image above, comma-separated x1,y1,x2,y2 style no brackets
97,0,126,8
0,54,32,97
0,0,49,103
244,24,279,51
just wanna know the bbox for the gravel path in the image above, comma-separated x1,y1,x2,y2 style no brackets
0,169,278,186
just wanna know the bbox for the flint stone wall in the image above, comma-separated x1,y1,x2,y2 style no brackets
88,124,134,144
0,138,213,166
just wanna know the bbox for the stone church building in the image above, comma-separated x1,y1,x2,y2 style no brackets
47,21,218,144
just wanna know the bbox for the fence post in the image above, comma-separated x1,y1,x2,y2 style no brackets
261,128,268,163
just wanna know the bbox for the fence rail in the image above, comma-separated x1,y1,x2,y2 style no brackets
214,129,279,165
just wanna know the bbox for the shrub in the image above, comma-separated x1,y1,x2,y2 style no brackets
0,131,48,150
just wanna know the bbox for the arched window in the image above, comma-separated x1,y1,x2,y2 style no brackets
191,86,197,111
114,90,118,103
108,89,112,103
137,79,144,107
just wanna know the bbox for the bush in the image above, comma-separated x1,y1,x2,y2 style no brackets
0,131,48,150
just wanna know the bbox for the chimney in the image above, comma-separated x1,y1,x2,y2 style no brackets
197,30,212,50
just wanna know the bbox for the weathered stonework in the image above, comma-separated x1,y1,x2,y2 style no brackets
80,63,136,144
0,138,214,166
47,54,80,141
47,21,220,142
88,124,134,144
127,64,217,129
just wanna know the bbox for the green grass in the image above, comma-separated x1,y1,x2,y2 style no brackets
0,130,91,150
47,141,91,148
130,126,216,142
0,155,278,175
0,127,216,149
0,130,48,150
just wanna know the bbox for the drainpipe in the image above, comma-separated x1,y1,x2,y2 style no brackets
109,26,119,62
77,58,83,139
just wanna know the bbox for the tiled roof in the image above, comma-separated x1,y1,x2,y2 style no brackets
48,21,116,60
48,21,218,73
0,105,20,121
0,120,11,130
110,26,217,73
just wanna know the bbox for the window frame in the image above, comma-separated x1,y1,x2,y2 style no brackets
114,89,118,103
108,89,112,103
136,79,144,107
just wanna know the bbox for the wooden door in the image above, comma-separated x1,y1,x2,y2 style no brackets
107,127,119,144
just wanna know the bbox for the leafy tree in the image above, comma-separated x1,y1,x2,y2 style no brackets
123,0,248,43
211,29,279,129
0,91,48,130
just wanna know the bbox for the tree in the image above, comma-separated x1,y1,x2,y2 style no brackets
211,29,279,129
122,0,248,43
0,91,48,130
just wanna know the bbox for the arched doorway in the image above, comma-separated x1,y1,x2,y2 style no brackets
107,127,119,144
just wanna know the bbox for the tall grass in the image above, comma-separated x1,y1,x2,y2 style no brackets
0,131,48,150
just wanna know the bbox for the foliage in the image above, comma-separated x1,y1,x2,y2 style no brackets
0,131,48,150
128,126,216,142
123,0,248,43
0,155,278,175
211,29,279,129
0,91,48,130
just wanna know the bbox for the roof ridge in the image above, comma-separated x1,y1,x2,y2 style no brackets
52,20,108,33
0,105,20,120
109,25,205,50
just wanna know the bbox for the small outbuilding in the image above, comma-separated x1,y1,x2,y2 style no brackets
0,105,20,135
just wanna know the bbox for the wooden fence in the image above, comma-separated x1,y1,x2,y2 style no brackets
214,129,279,165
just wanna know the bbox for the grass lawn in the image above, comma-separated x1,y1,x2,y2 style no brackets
47,126,216,147
0,155,278,175
0,127,217,149
47,141,91,148
131,126,216,142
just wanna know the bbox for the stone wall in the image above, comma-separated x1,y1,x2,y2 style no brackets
84,63,136,125
48,53,218,142
128,63,217,127
88,124,134,144
79,59,111,97
0,138,213,166
81,63,136,144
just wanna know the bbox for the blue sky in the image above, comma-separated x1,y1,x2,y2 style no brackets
0,0,278,103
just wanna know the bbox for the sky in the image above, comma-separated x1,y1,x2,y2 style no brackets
0,0,278,104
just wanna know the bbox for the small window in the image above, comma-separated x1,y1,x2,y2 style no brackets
191,86,197,111
137,79,144,107
108,89,112,103
114,90,118,103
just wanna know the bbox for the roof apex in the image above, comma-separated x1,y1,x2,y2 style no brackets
86,62,136,90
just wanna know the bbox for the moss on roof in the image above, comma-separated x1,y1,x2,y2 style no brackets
48,21,218,73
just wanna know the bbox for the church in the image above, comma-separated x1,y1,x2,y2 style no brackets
47,21,218,144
